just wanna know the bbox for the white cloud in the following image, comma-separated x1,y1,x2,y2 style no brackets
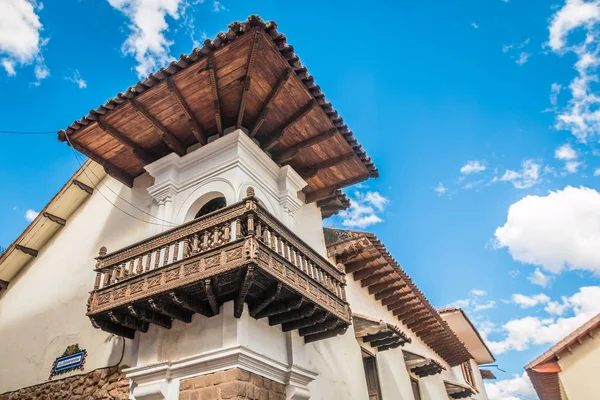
338,190,389,228
461,160,487,174
500,160,542,189
555,143,578,160
448,290,497,313
0,0,48,77
212,0,226,12
509,269,521,278
65,69,87,88
548,0,600,142
511,293,551,308
550,83,563,107
472,289,487,296
527,268,553,288
485,372,537,400
515,52,530,65
594,167,600,176
475,300,497,311
108,0,184,78
494,186,600,274
434,182,447,196
24,209,38,222
565,160,582,173
488,286,600,354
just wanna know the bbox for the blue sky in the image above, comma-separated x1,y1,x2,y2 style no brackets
2,1,600,398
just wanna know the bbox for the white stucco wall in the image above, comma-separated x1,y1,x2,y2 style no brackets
0,175,153,392
558,333,600,399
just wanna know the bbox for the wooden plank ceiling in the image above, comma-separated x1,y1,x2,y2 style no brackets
57,16,378,203
324,228,473,367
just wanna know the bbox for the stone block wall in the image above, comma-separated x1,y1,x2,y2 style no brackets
0,366,129,400
179,368,286,400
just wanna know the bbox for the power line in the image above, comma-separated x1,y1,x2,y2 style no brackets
63,130,177,227
0,129,56,135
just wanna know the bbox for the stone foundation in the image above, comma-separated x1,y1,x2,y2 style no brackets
0,366,129,400
179,368,286,400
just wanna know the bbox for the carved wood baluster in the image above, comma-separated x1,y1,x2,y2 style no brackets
94,272,101,290
256,220,262,240
285,243,291,261
102,269,111,287
119,263,126,280
136,255,143,274
110,267,118,285
340,285,347,301
143,253,151,273
235,218,242,239
164,244,171,266
263,227,270,245
183,237,191,258
173,240,180,262
202,231,209,251
247,213,255,235
272,233,279,253
153,248,161,270
224,223,231,242
192,233,199,254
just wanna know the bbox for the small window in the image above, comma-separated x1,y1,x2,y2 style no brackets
362,351,382,400
461,361,477,390
411,377,421,400
195,197,226,219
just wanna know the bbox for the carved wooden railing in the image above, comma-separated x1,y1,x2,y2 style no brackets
87,190,350,342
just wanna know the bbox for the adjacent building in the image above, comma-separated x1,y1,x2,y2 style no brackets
526,312,600,400
0,16,493,400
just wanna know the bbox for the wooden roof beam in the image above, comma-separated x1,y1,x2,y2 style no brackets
369,282,405,296
97,120,156,164
381,290,412,306
362,331,395,342
130,99,186,156
395,306,427,320
375,285,405,301
269,304,315,325
299,317,340,337
148,298,192,323
273,128,337,164
304,324,348,343
344,255,379,273
237,32,261,129
263,100,317,152
361,271,389,287
353,265,381,281
206,54,223,136
68,139,134,187
0,280,8,290
108,311,149,333
282,311,328,332
167,77,206,145
128,305,172,329
255,298,303,319
42,212,66,226
170,292,213,317
250,68,292,138
388,296,418,312
15,245,38,257
305,175,369,203
92,318,135,339
297,152,356,180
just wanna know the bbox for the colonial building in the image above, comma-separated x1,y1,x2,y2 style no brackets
0,16,493,400
526,312,600,400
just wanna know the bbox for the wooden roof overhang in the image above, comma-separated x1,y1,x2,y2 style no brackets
525,312,600,400
56,16,377,203
324,228,473,367
317,190,351,219
354,313,411,352
0,161,104,290
444,381,476,399
403,350,445,378
479,369,496,380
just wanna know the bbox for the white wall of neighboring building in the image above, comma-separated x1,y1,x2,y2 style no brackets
557,334,600,399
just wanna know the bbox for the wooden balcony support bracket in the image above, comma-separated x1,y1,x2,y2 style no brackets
370,336,401,348
304,324,348,343
0,280,9,290
272,128,337,164
15,244,38,257
206,54,223,136
299,317,340,337
167,77,206,145
237,31,261,129
72,179,93,195
362,331,394,342
249,282,282,317
269,304,316,326
148,298,192,323
250,68,292,138
281,311,329,332
91,318,135,339
69,139,133,187
234,265,255,318
255,298,303,319
43,212,66,226
170,292,213,317
128,305,172,329
96,119,156,164
130,98,186,156
108,311,149,333
203,278,220,316
263,99,318,152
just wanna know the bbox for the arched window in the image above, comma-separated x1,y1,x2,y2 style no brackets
194,196,226,218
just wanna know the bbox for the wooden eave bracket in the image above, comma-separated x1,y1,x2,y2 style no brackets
72,179,93,195
43,212,66,226
15,244,38,257
130,98,186,156
166,77,207,145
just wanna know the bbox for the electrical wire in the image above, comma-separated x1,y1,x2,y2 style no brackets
63,130,177,227
0,129,55,135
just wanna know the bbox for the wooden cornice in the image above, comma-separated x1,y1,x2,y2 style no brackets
263,99,317,151
130,99,186,156
96,119,156,164
237,31,261,129
166,77,206,145
250,68,292,138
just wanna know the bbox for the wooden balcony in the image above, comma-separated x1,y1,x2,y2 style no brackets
87,189,350,343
